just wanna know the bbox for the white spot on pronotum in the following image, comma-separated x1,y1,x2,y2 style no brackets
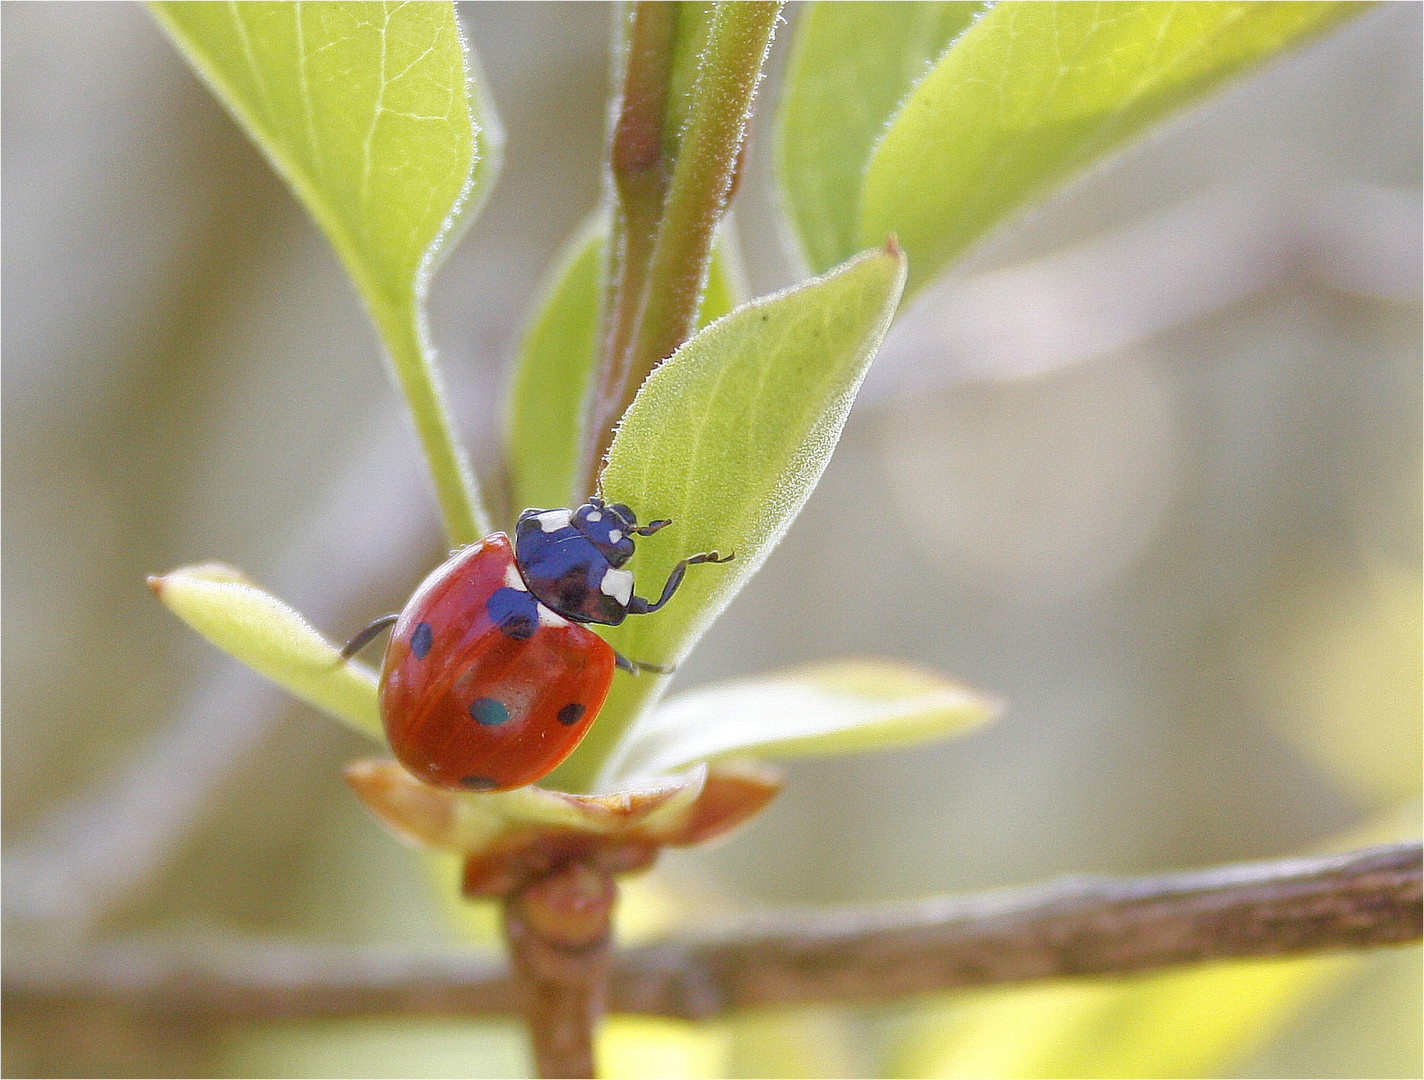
503,564,527,591
607,529,622,543
600,568,633,604
586,510,602,522
537,509,571,532
536,602,570,628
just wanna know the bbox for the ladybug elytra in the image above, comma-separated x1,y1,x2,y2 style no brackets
343,499,732,792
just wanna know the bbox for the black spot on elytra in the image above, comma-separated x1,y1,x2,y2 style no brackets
461,776,498,791
468,697,509,726
556,702,586,726
485,586,538,640
411,621,433,659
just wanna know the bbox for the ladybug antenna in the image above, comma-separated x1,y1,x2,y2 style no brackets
602,501,634,526
601,501,663,536
606,502,671,536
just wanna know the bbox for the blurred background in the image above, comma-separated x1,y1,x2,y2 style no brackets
3,2,1419,1076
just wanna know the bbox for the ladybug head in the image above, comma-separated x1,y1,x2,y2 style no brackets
572,498,669,568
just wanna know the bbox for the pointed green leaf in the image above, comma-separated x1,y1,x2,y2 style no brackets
149,564,382,742
543,242,905,791
505,220,742,518
857,1,1367,298
601,660,1001,785
149,1,499,545
778,1,983,273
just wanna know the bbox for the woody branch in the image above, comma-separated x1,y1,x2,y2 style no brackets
6,842,1418,1022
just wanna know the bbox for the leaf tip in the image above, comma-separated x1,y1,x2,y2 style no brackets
345,759,456,849
148,562,256,603
678,760,784,846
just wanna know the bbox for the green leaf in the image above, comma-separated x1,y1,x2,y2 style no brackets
543,241,906,791
504,218,607,518
149,1,499,545
505,220,743,520
149,564,382,743
777,1,983,274
890,950,1359,1079
600,660,1001,785
856,1,1367,298
700,228,744,338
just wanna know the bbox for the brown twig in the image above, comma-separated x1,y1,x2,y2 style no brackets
5,843,1418,1023
617,840,1423,1018
502,863,619,1078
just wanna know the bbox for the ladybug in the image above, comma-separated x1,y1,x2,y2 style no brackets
342,498,732,792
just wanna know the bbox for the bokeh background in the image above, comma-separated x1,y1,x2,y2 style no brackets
4,2,1419,1076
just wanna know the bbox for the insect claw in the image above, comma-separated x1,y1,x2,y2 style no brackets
614,650,674,676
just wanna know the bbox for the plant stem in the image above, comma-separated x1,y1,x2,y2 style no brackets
376,303,489,546
616,840,1423,1017
8,842,1418,1022
583,1,781,495
626,2,777,379
502,861,619,1079
589,1,677,508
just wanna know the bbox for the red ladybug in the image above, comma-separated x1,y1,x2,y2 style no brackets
343,499,731,791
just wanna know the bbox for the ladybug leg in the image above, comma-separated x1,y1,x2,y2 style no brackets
627,550,735,616
340,613,399,660
614,650,674,676
632,518,671,537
